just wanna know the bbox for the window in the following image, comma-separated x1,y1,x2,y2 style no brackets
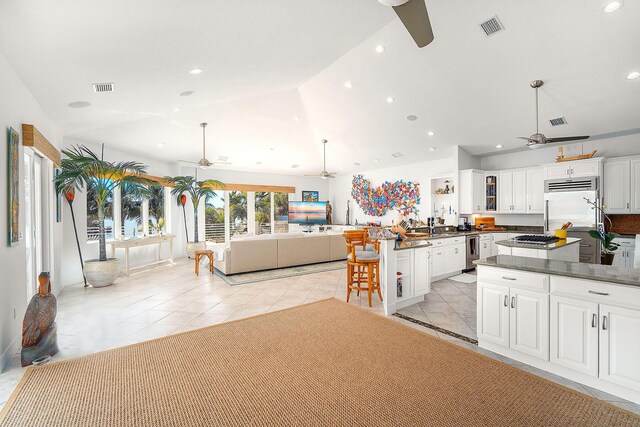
205,190,225,243
86,179,114,241
121,183,143,238
147,184,165,235
229,191,248,238
255,192,271,235
274,192,289,233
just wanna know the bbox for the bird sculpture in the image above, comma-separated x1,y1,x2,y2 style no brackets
21,272,59,366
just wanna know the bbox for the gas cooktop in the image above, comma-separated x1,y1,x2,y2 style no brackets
514,235,560,244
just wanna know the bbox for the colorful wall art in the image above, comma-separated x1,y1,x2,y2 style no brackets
7,127,20,246
351,175,420,217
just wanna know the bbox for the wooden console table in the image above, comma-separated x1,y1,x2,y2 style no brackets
108,234,176,276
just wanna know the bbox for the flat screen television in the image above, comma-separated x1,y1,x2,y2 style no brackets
288,201,327,225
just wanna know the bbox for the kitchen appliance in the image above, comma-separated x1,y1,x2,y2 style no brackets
544,177,601,263
474,217,507,231
514,235,560,245
465,235,479,271
458,217,471,232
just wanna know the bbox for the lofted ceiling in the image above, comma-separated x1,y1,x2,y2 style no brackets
1,0,639,175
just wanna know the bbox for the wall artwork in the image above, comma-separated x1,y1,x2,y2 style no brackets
7,127,20,246
351,175,420,217
302,190,319,202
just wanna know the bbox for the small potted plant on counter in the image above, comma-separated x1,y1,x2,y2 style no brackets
588,229,620,265
55,145,153,287
165,175,223,258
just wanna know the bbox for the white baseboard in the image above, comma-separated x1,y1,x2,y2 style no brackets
0,334,20,373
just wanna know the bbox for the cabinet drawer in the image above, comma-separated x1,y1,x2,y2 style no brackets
445,237,465,245
431,239,445,246
478,266,549,292
550,276,640,310
479,233,492,241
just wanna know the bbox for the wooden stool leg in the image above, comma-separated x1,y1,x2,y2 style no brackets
195,254,200,276
367,263,373,307
346,263,352,302
376,262,383,302
356,265,362,296
209,254,214,273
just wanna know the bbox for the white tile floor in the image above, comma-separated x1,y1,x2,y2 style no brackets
1,258,638,415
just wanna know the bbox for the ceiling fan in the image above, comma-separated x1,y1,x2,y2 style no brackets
179,122,230,169
378,0,434,48
518,80,589,149
305,139,337,179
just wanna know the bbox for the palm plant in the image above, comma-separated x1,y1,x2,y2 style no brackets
165,175,223,243
55,145,153,262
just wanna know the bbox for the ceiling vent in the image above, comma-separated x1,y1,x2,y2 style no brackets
392,152,404,158
93,82,114,93
549,117,568,126
480,16,504,36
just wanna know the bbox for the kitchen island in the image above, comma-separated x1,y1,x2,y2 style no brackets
475,255,640,404
496,236,580,262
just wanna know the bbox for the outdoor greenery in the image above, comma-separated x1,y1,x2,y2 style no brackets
55,145,153,262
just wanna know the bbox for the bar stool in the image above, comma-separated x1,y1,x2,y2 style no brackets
343,231,382,307
194,250,214,276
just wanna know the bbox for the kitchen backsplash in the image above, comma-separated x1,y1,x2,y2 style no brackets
608,215,640,236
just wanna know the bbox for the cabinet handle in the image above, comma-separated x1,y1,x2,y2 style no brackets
504,295,509,307
592,313,597,328
567,168,570,175
511,296,515,308
588,290,609,296
455,248,458,254
602,315,608,331
627,203,630,209
502,276,517,281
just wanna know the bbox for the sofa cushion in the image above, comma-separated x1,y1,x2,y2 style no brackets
226,239,278,274
277,235,331,268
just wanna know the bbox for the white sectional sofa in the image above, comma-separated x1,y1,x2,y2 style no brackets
215,232,347,275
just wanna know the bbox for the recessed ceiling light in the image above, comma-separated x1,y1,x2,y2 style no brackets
427,131,435,136
386,97,395,103
344,81,353,88
189,68,203,75
375,45,385,53
68,101,91,108
291,164,299,168
626,71,640,80
294,116,301,121
406,115,418,121
496,144,503,148
374,159,379,163
604,1,622,12
157,143,164,147
179,91,194,97
256,161,263,165
429,147,437,151
173,108,182,112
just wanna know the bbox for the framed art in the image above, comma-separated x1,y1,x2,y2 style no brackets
302,191,319,202
7,127,20,246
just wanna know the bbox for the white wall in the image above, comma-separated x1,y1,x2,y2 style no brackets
0,52,61,370
60,138,181,287
328,147,457,226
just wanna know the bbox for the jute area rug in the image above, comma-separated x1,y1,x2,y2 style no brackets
1,299,638,427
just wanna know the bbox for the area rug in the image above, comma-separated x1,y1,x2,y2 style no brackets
449,273,477,284
214,260,345,285
1,299,638,427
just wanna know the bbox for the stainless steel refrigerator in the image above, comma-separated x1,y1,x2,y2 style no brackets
544,177,601,263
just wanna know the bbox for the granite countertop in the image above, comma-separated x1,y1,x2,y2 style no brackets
475,255,640,288
495,237,581,251
393,240,433,251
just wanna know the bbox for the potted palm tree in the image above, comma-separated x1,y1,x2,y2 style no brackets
55,145,153,287
165,175,223,257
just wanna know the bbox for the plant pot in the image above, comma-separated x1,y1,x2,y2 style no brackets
601,253,615,266
83,259,121,287
186,241,207,258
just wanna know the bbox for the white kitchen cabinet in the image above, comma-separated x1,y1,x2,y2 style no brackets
509,288,549,360
444,244,465,275
550,295,599,377
479,238,492,259
499,171,526,213
431,247,445,277
612,238,636,268
396,252,414,302
632,159,640,213
599,304,640,391
526,168,544,213
543,158,602,180
492,233,509,256
604,160,631,214
459,170,485,214
478,283,510,347
413,247,430,296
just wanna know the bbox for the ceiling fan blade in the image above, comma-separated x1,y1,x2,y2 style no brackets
546,136,590,143
516,137,532,141
304,174,321,177
392,0,434,48
178,160,198,165
212,161,231,166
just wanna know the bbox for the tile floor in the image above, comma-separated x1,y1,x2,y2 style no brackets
1,259,638,415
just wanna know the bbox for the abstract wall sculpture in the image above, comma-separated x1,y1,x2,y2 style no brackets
351,175,420,217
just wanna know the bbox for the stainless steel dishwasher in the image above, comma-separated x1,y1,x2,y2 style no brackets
465,235,479,272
